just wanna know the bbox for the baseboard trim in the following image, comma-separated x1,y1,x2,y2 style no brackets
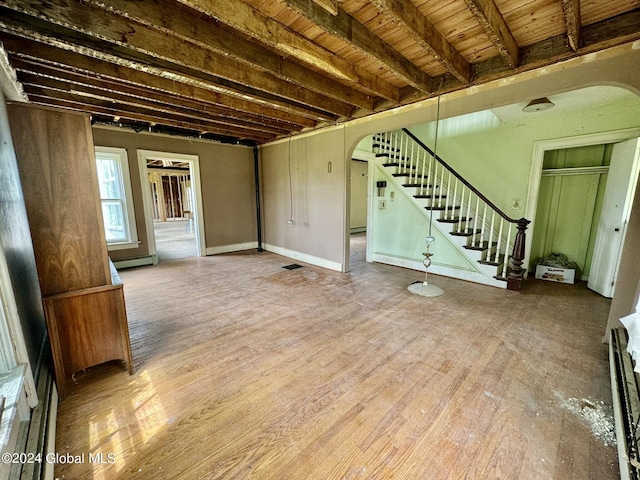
112,255,155,269
43,385,58,480
371,253,505,288
206,242,259,255
264,244,343,272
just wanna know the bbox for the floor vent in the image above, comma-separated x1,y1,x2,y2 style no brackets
283,264,303,270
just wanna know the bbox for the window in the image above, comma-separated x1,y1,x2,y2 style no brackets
95,147,138,250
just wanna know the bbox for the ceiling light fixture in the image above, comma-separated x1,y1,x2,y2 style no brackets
522,97,555,112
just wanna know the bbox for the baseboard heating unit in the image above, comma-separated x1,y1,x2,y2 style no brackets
610,327,640,480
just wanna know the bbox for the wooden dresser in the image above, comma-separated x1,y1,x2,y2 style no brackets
7,103,133,397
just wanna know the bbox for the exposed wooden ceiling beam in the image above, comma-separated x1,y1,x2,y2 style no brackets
560,0,581,51
11,58,305,133
282,0,433,93
0,24,353,123
312,0,339,16
24,87,275,142
0,1,361,115
0,34,325,127
176,0,399,103
85,0,398,104
0,40,25,101
16,70,292,136
461,0,519,67
368,0,471,83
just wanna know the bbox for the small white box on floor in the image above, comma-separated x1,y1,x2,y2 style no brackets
535,265,575,284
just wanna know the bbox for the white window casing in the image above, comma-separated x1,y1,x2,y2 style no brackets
95,147,139,251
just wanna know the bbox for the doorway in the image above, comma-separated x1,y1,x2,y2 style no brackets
350,159,368,267
526,129,640,298
149,160,195,261
529,144,611,281
137,150,205,263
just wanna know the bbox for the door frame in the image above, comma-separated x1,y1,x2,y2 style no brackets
137,150,205,260
524,127,640,275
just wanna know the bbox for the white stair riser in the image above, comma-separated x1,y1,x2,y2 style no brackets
376,133,511,289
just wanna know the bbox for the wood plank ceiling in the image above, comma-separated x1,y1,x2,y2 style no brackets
1,0,639,146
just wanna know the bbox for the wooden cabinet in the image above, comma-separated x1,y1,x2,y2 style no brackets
7,103,133,397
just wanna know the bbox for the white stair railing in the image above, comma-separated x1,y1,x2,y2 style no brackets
373,129,530,289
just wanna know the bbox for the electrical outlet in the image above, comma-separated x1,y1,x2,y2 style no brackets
378,200,387,209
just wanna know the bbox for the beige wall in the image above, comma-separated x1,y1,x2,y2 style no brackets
92,128,256,261
259,41,640,322
261,130,347,270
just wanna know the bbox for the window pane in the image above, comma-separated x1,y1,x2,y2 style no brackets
96,158,123,200
101,200,127,242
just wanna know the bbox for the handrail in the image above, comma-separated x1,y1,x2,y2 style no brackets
402,128,525,226
376,128,530,291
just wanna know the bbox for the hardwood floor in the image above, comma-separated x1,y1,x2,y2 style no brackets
54,235,618,479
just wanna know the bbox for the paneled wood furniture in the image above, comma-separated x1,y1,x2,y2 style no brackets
7,102,133,397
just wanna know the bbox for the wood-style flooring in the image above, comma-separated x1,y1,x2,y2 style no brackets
54,235,618,479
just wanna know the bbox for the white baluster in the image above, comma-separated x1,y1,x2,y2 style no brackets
402,133,408,172
390,132,395,159
465,190,473,233
472,196,480,245
405,136,410,173
451,178,459,224
412,142,418,184
480,203,487,252
502,225,512,278
487,211,495,262
457,185,466,233
444,171,452,219
433,160,439,208
494,218,504,263
419,149,426,190
399,133,405,171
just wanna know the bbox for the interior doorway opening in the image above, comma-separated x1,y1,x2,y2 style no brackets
530,143,612,282
148,159,196,262
526,129,640,298
137,150,205,263
350,158,369,269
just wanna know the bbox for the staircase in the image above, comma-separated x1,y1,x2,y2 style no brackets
373,128,530,291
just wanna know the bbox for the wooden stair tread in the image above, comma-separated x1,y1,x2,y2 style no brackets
438,217,472,223
479,255,506,266
424,205,459,211
449,229,481,237
464,241,497,251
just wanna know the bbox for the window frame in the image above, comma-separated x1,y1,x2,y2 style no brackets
95,146,139,250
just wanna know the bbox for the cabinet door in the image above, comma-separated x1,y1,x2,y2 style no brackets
8,103,110,295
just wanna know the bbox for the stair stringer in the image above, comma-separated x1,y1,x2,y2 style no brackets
371,162,507,289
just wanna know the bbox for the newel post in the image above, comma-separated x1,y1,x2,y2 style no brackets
507,218,530,291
